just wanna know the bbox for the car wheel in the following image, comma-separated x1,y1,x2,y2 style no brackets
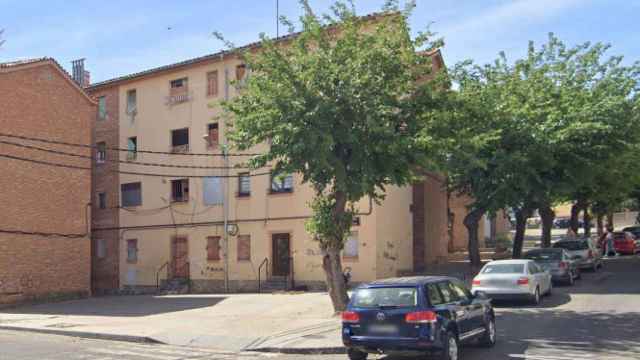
436,331,459,360
479,317,496,347
347,348,368,360
531,287,541,305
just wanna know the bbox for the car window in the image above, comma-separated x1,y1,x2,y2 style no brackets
450,281,470,302
351,287,418,308
553,241,588,251
437,282,457,303
524,251,562,261
426,284,444,306
481,264,525,274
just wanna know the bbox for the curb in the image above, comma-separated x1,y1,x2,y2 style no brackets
249,346,346,355
0,325,164,345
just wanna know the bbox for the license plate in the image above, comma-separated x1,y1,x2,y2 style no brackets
369,324,397,334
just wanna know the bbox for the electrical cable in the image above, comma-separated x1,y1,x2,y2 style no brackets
0,132,263,157
0,229,86,238
0,139,257,170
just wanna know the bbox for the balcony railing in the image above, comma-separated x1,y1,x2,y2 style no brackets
171,144,190,153
166,92,190,105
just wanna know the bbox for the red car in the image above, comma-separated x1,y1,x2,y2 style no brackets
613,231,636,255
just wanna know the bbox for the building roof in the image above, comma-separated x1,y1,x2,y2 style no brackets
0,57,96,104
87,12,442,91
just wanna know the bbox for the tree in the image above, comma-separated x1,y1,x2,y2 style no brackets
220,1,444,312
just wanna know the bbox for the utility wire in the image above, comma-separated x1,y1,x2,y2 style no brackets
0,132,263,157
0,229,86,238
0,139,258,170
0,152,272,178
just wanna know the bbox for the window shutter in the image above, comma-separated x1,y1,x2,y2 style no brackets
237,235,251,261
207,236,220,261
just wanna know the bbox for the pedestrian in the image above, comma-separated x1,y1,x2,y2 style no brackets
603,226,618,257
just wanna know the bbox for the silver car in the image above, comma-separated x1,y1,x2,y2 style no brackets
523,248,580,285
552,238,602,271
471,259,552,305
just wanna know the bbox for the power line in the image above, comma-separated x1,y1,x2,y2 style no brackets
0,152,272,178
0,132,263,157
0,139,258,170
0,228,86,238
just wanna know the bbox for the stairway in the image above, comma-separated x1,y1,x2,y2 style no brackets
259,276,289,293
159,278,190,295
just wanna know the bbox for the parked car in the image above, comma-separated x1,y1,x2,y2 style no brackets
612,231,637,255
552,238,602,271
471,259,552,305
621,227,640,254
553,217,571,229
523,248,580,285
342,276,495,360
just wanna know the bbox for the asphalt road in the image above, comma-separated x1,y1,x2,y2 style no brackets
1,255,639,360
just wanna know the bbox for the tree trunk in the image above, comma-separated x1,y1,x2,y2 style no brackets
539,205,555,248
463,208,485,270
513,207,532,258
569,203,581,233
596,213,604,239
321,190,350,313
606,212,614,230
582,206,592,238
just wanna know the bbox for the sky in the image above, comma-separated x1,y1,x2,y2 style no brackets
1,0,639,83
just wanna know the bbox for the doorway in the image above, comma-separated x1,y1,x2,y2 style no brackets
171,236,189,279
272,233,291,276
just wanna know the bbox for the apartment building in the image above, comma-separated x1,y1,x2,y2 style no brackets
0,58,95,305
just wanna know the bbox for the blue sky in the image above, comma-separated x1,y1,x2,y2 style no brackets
1,0,639,82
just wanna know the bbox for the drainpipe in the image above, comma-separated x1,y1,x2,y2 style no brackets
223,65,230,293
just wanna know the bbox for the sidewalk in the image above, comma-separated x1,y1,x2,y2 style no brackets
0,293,344,354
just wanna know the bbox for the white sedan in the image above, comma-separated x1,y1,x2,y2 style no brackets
471,259,552,305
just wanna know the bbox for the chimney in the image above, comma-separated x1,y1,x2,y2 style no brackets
83,70,91,87
71,58,89,87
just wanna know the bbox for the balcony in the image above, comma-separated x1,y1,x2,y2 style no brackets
171,144,190,153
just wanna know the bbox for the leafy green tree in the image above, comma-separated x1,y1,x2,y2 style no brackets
220,1,443,311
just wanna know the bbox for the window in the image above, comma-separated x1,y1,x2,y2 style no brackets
127,137,137,160
203,177,223,205
171,128,189,153
207,71,218,97
343,231,358,259
98,96,107,119
207,123,219,148
238,172,250,196
97,192,106,209
96,238,106,259
171,179,189,202
207,236,221,261
450,281,471,302
126,89,137,114
481,264,525,274
351,287,417,308
237,235,251,261
436,282,456,303
352,217,361,226
96,142,106,164
236,64,246,81
121,182,142,207
170,77,188,95
127,239,138,263
426,283,444,306
270,173,293,193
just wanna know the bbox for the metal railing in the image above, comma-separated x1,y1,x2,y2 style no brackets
286,256,295,290
156,261,169,290
257,257,269,293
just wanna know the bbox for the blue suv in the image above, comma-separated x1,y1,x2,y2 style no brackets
342,276,495,360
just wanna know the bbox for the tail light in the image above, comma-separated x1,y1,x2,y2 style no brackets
472,279,481,286
405,311,437,324
342,311,360,323
559,261,567,269
517,277,529,285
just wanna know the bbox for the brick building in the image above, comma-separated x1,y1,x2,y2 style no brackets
0,58,95,305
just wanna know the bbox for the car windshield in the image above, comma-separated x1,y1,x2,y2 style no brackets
351,287,418,308
553,241,588,251
481,264,525,274
524,252,562,261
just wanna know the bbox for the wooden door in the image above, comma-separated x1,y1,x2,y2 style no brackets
272,233,290,276
171,237,189,279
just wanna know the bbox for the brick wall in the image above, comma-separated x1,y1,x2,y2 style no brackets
87,85,121,294
0,60,94,305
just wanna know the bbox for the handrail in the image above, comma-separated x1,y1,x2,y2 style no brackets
156,261,169,290
185,261,191,293
258,257,269,293
287,256,295,291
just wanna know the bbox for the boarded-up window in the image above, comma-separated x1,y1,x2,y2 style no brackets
127,239,138,262
344,231,358,259
203,177,223,205
207,71,218,97
207,236,221,261
237,235,251,261
97,239,106,259
121,182,142,207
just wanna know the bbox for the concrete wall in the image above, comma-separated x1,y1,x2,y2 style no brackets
0,60,94,305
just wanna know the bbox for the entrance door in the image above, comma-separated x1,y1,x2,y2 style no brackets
272,233,291,276
171,236,189,279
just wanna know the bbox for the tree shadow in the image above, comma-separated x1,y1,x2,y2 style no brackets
0,295,226,317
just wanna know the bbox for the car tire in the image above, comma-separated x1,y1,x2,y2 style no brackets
436,330,459,360
347,348,368,360
478,317,496,347
531,287,541,305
